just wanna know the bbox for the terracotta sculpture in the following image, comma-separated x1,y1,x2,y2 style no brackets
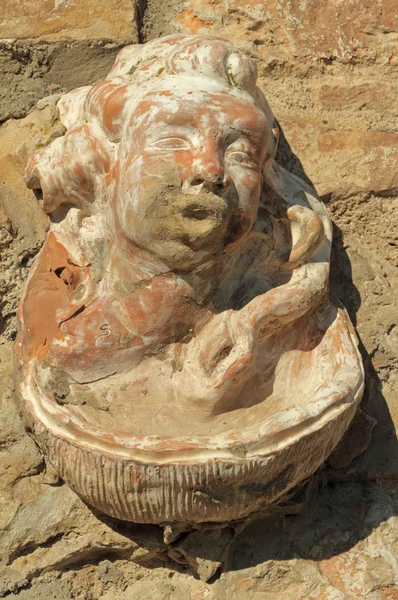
16,35,364,524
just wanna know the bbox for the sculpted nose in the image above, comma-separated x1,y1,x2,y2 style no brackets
190,173,224,189
187,138,231,191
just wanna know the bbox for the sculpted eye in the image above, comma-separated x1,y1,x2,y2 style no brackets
226,151,257,168
149,137,190,150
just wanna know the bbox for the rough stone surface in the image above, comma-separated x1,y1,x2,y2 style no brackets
0,1,138,42
0,100,54,340
143,0,186,40
0,0,139,123
0,1,397,598
0,41,129,122
169,528,235,581
173,0,397,64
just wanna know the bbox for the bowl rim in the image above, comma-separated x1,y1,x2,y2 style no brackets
21,307,364,465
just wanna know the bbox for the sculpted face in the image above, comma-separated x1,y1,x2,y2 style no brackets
115,81,270,269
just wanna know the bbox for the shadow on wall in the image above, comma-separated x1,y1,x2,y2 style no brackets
221,211,398,572
220,126,398,573
80,124,398,580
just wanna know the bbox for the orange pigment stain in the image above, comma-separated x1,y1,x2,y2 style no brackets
20,232,87,362
177,8,213,34
102,85,127,136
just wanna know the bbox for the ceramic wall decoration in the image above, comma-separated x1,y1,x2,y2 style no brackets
16,34,364,524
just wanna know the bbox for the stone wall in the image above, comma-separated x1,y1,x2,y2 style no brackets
0,2,397,599
0,1,138,123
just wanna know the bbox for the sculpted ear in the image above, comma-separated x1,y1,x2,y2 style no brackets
25,124,113,214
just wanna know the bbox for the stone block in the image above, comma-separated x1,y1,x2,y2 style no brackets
317,130,398,196
0,0,138,42
0,99,59,340
275,117,398,199
176,0,397,63
0,41,127,122
319,83,396,111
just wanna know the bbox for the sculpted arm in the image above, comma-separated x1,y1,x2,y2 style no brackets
174,198,329,404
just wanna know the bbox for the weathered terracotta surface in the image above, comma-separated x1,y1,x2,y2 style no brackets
16,35,364,524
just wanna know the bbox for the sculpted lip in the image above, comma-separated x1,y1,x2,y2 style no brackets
176,190,230,213
178,194,231,247
182,204,217,220
181,195,230,222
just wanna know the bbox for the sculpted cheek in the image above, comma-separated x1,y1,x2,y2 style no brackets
113,159,140,232
115,155,185,241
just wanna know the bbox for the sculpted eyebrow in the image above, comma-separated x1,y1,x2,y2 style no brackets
148,123,196,136
226,126,264,150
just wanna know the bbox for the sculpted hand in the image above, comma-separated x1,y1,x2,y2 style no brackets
174,202,329,405
174,310,255,405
